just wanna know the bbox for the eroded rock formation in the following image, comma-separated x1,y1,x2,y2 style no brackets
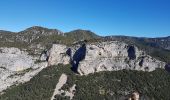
0,47,48,92
47,44,70,66
47,41,166,75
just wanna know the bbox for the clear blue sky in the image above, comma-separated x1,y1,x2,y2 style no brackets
0,0,170,37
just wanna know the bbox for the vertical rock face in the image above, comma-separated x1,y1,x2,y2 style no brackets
47,44,70,66
77,41,165,75
165,63,170,72
127,46,136,60
47,41,166,75
0,47,34,71
0,47,48,92
71,44,86,73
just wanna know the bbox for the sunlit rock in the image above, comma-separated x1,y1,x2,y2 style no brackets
48,44,70,66
47,41,166,75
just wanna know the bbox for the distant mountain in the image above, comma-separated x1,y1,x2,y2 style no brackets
105,35,170,50
19,26,63,36
0,26,64,49
65,29,100,41
146,36,170,50
1,26,169,50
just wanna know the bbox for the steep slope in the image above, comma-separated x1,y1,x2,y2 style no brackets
0,47,48,92
0,27,170,100
105,36,170,63
47,41,165,75
1,64,170,100
144,36,170,50
105,35,170,50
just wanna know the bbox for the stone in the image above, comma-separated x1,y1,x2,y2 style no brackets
0,47,48,92
47,41,166,75
47,44,70,66
0,47,34,71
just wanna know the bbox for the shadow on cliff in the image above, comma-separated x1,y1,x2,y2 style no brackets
66,44,86,73
165,63,170,72
127,46,136,60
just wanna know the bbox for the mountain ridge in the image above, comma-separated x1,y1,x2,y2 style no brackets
1,26,170,38
0,26,170,100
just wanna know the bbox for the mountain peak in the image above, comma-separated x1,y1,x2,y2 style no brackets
65,29,100,41
20,26,63,35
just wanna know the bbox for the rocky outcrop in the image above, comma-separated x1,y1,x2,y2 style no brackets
77,41,165,75
0,47,34,71
47,44,70,66
0,47,48,92
47,41,166,75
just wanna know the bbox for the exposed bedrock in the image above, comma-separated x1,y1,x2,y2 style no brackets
47,41,166,75
47,44,70,66
0,47,48,92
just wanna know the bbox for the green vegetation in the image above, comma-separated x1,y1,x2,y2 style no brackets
65,29,100,41
73,69,170,100
0,26,170,100
1,27,170,63
131,38,170,63
0,64,170,100
0,65,65,100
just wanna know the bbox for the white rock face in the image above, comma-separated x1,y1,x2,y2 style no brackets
0,47,34,71
77,41,165,75
48,41,165,75
48,44,70,66
0,47,48,92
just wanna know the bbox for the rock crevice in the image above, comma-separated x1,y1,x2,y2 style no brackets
47,41,165,75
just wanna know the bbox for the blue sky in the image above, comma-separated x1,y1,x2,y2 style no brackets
0,0,170,37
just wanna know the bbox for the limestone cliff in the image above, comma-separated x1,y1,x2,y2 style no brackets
47,41,166,75
0,47,48,92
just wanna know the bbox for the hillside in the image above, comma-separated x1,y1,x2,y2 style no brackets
65,29,100,41
0,64,170,100
0,26,170,100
